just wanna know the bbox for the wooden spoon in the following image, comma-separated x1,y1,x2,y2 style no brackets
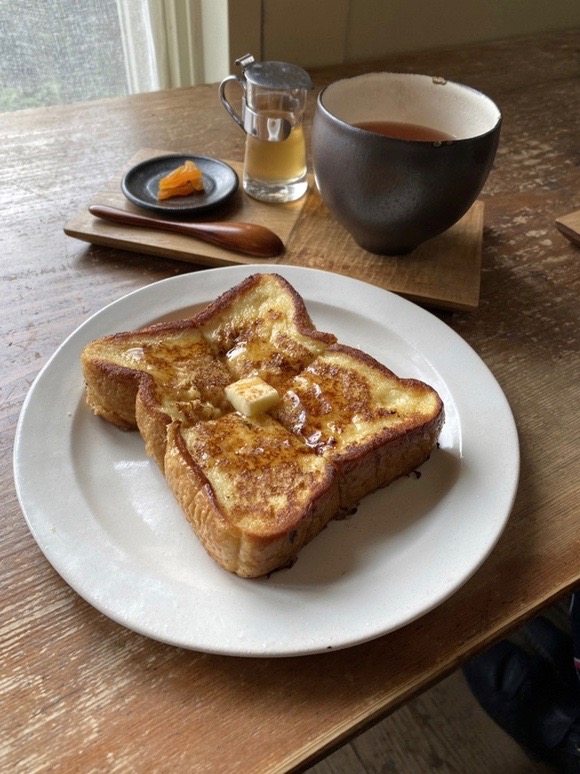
89,204,285,258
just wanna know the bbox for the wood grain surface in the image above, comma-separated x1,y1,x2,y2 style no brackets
2,30,579,774
65,149,484,310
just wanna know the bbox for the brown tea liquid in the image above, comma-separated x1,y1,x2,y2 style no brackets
354,120,455,142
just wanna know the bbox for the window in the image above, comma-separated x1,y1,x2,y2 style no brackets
0,0,128,111
0,0,255,113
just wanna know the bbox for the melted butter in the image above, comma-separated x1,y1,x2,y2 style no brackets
124,347,145,361
226,341,247,361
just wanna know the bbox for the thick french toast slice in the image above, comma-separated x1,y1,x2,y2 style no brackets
273,344,444,511
164,414,340,578
196,273,336,392
81,321,233,466
81,273,445,578
81,273,336,468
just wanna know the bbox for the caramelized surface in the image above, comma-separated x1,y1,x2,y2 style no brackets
180,413,335,534
198,274,335,391
83,326,232,424
274,345,442,457
81,274,444,575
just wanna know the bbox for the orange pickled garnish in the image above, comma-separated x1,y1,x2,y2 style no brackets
158,159,204,200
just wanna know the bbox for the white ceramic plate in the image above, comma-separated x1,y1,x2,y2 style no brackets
14,266,519,657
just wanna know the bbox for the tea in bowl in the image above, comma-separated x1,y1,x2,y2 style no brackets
311,72,501,254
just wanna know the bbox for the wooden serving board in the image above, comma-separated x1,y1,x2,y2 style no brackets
65,148,484,311
555,209,580,247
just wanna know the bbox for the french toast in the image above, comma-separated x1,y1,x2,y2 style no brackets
81,273,444,578
81,273,334,469
81,321,233,468
164,414,339,577
272,344,444,511
195,272,336,391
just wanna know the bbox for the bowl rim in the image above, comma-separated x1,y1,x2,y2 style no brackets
316,71,502,144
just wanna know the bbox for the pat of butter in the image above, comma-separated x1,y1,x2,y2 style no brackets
225,376,280,417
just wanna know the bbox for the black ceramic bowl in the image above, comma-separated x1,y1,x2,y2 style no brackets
312,72,501,255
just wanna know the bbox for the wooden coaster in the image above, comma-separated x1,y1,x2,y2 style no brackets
64,148,306,268
65,148,484,311
555,209,580,247
283,191,484,311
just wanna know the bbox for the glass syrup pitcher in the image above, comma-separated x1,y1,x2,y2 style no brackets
219,54,313,203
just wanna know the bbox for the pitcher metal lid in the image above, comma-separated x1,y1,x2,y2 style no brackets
235,54,313,91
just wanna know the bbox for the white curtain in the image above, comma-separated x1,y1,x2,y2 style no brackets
117,0,172,92
116,0,230,93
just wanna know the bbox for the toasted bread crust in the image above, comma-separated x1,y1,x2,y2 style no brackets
273,343,444,510
134,377,172,470
81,358,143,429
165,419,340,577
81,274,445,576
194,273,336,348
196,273,337,392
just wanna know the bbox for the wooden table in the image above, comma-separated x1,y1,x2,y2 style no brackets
2,30,579,773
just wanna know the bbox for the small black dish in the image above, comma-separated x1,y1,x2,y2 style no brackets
121,154,238,216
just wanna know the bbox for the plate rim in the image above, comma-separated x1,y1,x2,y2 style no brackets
121,153,239,215
13,266,520,657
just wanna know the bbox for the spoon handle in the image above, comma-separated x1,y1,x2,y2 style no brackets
89,204,284,258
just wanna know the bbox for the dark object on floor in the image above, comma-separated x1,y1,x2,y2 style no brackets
463,629,580,772
524,616,578,689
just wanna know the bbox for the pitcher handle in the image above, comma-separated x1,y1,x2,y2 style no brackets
219,75,245,132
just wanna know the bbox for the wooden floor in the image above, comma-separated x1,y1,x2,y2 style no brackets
307,667,554,774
